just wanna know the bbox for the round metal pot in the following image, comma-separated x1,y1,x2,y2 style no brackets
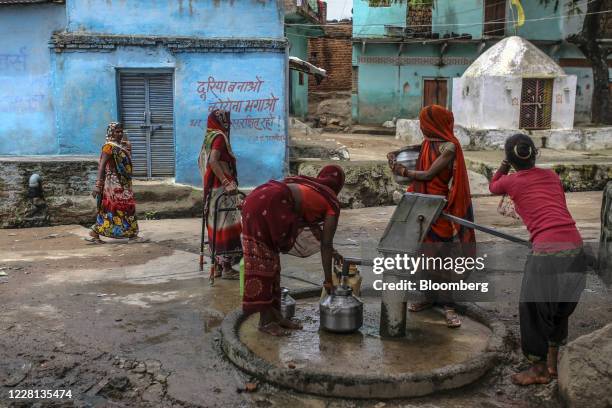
393,146,420,184
319,286,363,333
280,287,296,320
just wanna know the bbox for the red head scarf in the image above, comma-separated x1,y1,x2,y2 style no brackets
316,164,345,195
283,165,345,218
416,105,475,243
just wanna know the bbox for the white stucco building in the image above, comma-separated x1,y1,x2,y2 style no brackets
452,36,577,130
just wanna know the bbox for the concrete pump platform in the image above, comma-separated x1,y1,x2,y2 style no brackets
221,291,507,399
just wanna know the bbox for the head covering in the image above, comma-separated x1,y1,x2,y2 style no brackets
199,110,235,182
419,105,454,141
207,109,230,136
106,122,123,142
283,165,345,219
416,105,475,244
316,164,345,195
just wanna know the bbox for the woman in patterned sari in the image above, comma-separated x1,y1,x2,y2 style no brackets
88,122,141,243
198,110,242,280
389,105,475,328
241,165,345,336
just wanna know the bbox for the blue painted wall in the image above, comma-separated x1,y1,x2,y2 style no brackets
55,47,287,187
66,0,284,38
0,4,66,155
353,42,475,123
287,29,309,118
432,0,483,39
353,0,407,38
1,0,288,188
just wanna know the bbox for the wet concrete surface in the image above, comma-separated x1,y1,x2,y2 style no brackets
0,192,611,407
240,298,491,376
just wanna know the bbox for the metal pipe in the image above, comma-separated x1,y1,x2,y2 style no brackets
441,212,530,246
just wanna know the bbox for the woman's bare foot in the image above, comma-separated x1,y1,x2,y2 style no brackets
408,302,433,312
511,362,551,386
258,322,289,336
221,268,240,280
444,308,462,328
547,346,559,377
279,317,302,330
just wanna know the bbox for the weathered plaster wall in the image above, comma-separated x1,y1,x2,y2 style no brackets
353,0,407,38
55,47,287,188
453,76,520,129
453,75,577,130
353,42,476,124
432,0,482,39
0,156,97,228
54,47,173,155
174,51,287,187
0,4,66,155
66,0,284,38
451,76,484,129
551,75,577,129
287,29,309,118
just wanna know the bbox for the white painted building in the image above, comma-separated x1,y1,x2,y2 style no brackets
452,36,577,130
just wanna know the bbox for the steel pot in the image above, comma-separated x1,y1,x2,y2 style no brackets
319,285,363,333
280,287,296,320
392,146,420,184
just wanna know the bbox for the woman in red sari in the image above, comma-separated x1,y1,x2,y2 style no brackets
241,165,345,336
389,105,475,328
198,110,242,280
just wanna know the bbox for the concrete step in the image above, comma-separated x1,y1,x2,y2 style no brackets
351,125,396,136
133,180,202,219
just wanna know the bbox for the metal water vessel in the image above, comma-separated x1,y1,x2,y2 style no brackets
280,287,296,319
319,259,364,333
392,146,420,184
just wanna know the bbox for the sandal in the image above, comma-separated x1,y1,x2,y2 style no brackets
258,322,289,337
85,232,105,244
445,308,462,328
408,302,433,312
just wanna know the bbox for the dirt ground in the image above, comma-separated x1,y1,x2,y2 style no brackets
1,192,611,407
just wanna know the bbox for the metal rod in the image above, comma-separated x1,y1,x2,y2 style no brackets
441,213,530,246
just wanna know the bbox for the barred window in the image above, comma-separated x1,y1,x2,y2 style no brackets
352,66,358,94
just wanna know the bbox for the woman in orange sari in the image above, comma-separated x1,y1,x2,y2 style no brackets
389,105,475,328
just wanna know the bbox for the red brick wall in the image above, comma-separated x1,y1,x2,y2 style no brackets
308,23,352,92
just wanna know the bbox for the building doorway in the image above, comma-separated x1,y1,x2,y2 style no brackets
423,78,448,108
519,78,553,130
484,0,506,37
118,70,175,178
